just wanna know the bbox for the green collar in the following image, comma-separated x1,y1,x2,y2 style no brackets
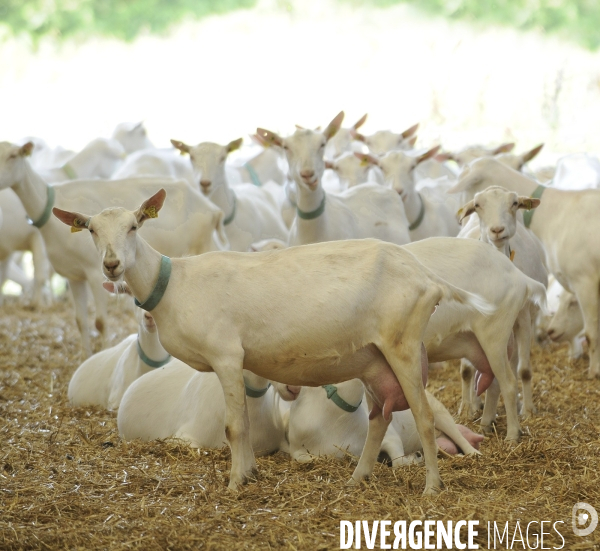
136,337,171,368
244,379,271,398
297,194,326,220
27,185,55,229
223,194,237,226
244,163,261,187
322,384,362,413
62,163,77,179
134,255,172,312
522,185,546,228
408,193,425,231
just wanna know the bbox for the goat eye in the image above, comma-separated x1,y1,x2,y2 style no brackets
513,201,518,207
474,203,480,208
89,229,94,234
130,226,137,232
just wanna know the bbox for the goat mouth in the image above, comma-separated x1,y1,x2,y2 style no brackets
104,270,124,281
303,178,318,189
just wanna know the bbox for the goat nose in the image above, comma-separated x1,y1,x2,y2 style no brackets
104,259,120,270
300,170,314,180
200,180,211,188
491,226,505,235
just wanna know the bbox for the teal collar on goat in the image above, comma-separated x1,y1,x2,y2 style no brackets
223,194,237,226
244,379,271,398
134,255,172,312
522,185,546,229
408,193,425,231
244,162,261,187
297,194,326,220
136,337,171,368
322,384,362,413
27,185,55,229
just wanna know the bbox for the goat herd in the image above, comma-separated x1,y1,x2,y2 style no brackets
2,111,598,497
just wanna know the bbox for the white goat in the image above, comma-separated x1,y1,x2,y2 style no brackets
112,121,154,154
257,112,411,247
495,144,544,173
449,157,600,378
0,189,50,306
325,152,372,189
53,189,496,494
118,362,289,455
41,138,126,183
438,142,515,167
68,283,172,409
171,138,288,251
112,148,195,187
325,113,368,159
0,141,227,357
457,186,548,419
286,382,483,465
404,237,546,440
356,148,461,240
352,123,419,156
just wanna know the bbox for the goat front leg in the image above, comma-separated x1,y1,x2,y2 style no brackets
213,361,256,490
514,306,535,418
69,279,92,358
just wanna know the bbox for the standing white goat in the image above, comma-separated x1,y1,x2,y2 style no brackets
449,158,600,379
170,138,288,251
356,148,461,240
0,141,227,357
457,186,548,419
53,189,494,495
257,112,411,247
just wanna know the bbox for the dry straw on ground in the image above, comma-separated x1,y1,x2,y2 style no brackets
1,296,599,550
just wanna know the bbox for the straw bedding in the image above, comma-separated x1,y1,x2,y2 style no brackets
1,295,599,550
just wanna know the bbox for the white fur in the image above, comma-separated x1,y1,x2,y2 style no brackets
449,157,600,378
0,141,227,357
56,192,500,494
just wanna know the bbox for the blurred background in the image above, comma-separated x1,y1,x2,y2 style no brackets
1,0,599,163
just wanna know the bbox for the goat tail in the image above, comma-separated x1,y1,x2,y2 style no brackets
434,275,497,317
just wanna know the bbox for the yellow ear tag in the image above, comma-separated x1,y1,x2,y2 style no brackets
524,199,533,210
360,158,369,167
144,205,158,219
510,250,516,262
71,218,87,233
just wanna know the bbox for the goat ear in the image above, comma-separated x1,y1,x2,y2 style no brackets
323,111,345,141
171,139,191,156
351,129,366,142
401,123,419,139
133,121,144,131
256,128,284,148
521,143,544,163
226,138,243,153
434,152,454,163
52,207,90,233
517,196,541,210
136,188,167,224
354,152,379,167
352,113,368,130
405,135,418,148
102,281,132,295
417,145,441,165
457,200,476,223
19,142,34,157
493,142,515,155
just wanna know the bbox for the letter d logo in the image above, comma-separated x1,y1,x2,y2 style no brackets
572,502,598,537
